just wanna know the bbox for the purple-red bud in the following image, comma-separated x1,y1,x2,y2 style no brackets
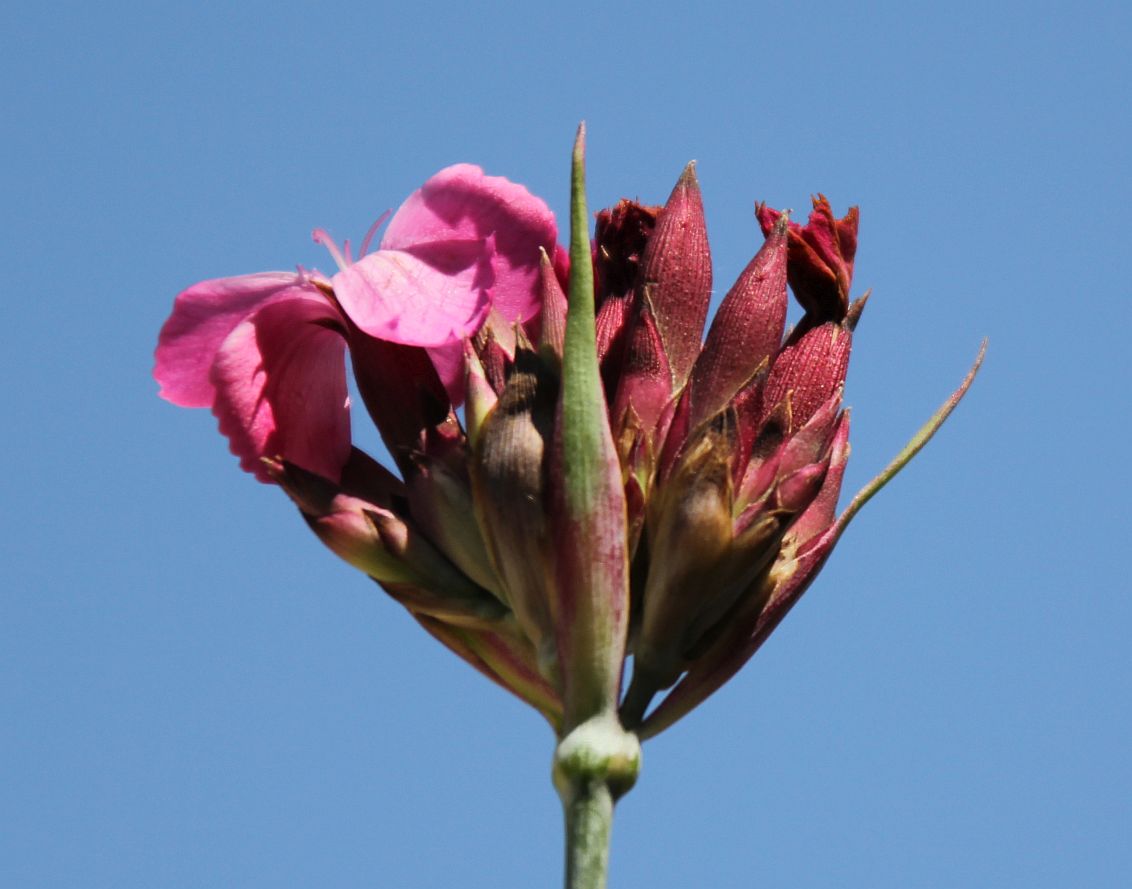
689,215,788,425
637,163,713,389
610,292,674,460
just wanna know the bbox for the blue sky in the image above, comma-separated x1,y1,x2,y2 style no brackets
4,2,1130,886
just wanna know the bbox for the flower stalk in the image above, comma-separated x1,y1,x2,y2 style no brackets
553,714,641,889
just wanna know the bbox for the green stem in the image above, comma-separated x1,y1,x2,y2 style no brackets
561,776,615,889
553,714,641,889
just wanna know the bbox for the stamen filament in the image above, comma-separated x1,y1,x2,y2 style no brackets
311,228,349,272
359,210,392,259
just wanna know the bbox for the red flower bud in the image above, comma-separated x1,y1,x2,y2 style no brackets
635,163,712,389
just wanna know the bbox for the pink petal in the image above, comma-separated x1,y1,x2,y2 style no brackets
210,293,351,483
424,339,468,403
155,272,314,407
332,241,493,347
381,164,557,326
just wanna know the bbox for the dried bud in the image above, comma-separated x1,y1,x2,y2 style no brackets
594,199,659,400
757,195,858,324
595,199,660,308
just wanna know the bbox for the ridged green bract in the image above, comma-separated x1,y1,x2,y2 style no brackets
553,125,630,732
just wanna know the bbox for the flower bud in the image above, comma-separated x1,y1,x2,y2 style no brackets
265,455,505,628
761,320,853,432
470,342,560,674
610,294,673,470
405,450,502,598
636,163,712,388
688,215,788,425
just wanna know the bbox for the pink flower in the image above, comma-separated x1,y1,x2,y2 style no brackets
154,164,557,483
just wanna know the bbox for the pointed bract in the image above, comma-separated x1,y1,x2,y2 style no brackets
637,163,713,389
549,125,632,732
537,248,569,363
689,216,788,426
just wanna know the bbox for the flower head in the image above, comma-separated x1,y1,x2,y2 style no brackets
156,136,982,738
